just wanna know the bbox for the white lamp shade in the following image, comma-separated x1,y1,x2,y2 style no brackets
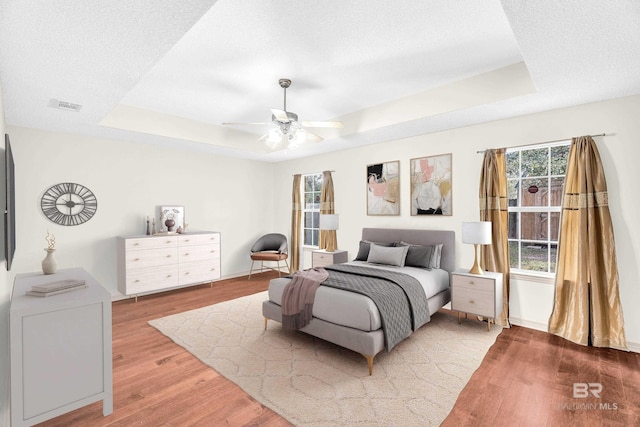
462,221,492,245
319,214,339,230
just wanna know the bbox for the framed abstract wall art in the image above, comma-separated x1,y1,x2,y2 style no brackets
410,153,452,216
367,160,400,215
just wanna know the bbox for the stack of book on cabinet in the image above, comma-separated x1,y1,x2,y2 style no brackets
25,279,87,297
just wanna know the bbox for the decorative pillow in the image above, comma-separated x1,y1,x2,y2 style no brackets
366,243,409,267
429,243,444,269
398,242,434,269
354,240,395,261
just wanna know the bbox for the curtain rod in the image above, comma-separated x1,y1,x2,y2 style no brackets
476,133,607,154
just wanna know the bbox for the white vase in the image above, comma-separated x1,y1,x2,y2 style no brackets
42,248,57,275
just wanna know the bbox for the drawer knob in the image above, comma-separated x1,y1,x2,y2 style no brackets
134,279,140,283
166,274,172,278
469,300,475,304
133,242,140,246
185,272,190,275
185,253,190,256
134,258,140,261
469,281,475,285
166,255,172,258
184,239,190,242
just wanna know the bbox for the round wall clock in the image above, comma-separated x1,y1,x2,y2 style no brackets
41,182,98,226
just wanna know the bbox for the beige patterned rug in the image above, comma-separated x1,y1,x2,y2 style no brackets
149,291,501,426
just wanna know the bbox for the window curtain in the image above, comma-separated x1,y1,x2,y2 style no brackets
548,136,626,349
290,174,302,273
319,170,336,251
479,148,510,328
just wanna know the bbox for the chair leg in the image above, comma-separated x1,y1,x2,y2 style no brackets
249,260,255,280
284,258,290,274
277,260,281,277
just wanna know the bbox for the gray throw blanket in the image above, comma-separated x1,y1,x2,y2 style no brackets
322,264,430,351
281,268,329,330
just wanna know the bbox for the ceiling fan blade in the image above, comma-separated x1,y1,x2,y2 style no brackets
301,120,344,128
270,109,291,122
303,129,324,143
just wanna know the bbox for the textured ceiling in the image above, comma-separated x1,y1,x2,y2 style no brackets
1,0,640,162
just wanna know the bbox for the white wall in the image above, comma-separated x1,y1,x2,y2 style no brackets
6,126,280,295
272,95,640,351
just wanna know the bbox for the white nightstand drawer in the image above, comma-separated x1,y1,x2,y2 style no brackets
452,288,495,318
312,250,348,268
451,274,494,292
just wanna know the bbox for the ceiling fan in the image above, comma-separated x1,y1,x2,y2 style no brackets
223,78,343,149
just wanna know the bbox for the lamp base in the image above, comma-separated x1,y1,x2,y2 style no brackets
468,244,484,275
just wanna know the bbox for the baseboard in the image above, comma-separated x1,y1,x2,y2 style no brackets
626,341,640,353
509,317,640,354
508,316,548,332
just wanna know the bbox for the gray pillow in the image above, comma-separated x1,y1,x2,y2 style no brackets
366,244,409,267
354,240,395,261
398,242,434,269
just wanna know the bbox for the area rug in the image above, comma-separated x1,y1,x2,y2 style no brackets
149,291,501,426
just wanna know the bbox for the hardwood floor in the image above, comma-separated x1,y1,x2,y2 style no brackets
37,271,293,427
37,273,639,426
442,324,640,427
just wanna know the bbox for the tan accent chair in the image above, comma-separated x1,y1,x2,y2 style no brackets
249,233,290,279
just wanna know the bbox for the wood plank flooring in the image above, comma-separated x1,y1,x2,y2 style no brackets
37,271,293,427
442,324,640,426
36,272,639,426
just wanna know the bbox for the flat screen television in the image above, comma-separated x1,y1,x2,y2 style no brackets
5,134,16,271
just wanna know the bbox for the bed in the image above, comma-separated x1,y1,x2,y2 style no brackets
262,228,455,375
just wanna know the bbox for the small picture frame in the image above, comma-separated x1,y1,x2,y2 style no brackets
366,160,400,215
410,153,452,216
159,206,184,233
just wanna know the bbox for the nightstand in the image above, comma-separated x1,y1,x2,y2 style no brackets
312,249,348,268
450,269,503,331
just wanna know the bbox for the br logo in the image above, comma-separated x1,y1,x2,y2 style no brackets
573,383,602,398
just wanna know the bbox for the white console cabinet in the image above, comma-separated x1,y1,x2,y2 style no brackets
10,268,113,426
117,231,221,299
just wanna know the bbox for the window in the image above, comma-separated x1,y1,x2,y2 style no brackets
507,142,570,275
303,173,322,246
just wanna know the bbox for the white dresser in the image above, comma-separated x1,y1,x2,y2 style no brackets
10,268,112,426
117,231,221,299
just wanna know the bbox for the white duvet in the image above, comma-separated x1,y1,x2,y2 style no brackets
268,261,450,332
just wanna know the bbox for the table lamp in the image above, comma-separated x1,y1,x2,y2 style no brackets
319,214,339,252
462,221,492,275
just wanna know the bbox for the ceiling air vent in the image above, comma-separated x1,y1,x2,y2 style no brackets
48,99,83,112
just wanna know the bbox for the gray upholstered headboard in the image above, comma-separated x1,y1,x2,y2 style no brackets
361,228,455,273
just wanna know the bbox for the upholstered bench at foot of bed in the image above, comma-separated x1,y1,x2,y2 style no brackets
262,300,384,375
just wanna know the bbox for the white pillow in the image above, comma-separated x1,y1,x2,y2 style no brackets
429,244,444,269
367,244,409,267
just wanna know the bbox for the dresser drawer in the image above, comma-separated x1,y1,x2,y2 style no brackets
125,247,178,269
126,265,179,294
178,244,220,263
126,236,177,251
178,233,220,247
451,274,494,292
179,260,221,285
451,287,495,318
